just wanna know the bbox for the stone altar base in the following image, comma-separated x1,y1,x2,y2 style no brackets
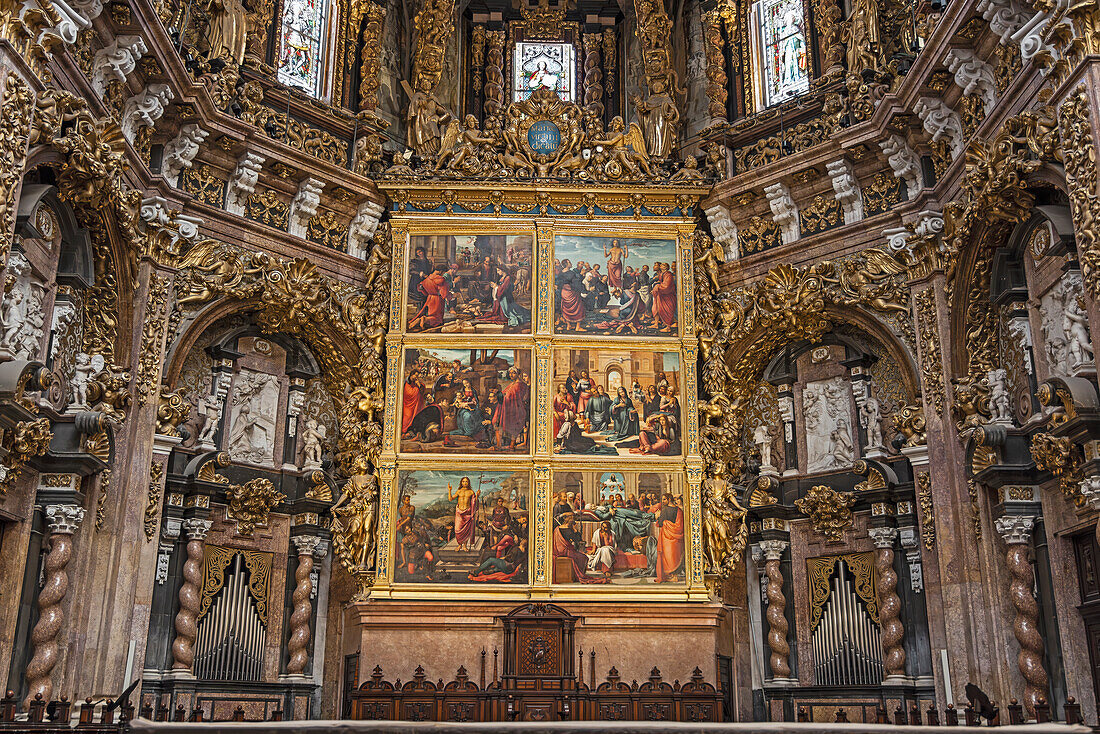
345,600,734,689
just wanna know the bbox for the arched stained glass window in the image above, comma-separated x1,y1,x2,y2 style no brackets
512,41,576,102
276,0,331,97
750,0,810,108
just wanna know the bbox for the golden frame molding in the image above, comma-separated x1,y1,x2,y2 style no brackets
371,210,707,602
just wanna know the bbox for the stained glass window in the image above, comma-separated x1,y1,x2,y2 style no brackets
276,0,330,97
752,0,810,107
512,42,575,102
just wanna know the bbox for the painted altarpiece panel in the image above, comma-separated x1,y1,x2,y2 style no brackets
400,347,533,455
552,235,680,338
405,234,534,334
394,468,531,585
551,470,685,586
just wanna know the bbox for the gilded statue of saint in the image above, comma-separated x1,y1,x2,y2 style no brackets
332,474,379,570
631,75,680,159
846,0,882,74
402,78,453,157
204,0,247,64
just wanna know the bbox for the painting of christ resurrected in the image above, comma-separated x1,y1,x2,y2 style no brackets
552,349,682,457
551,471,685,585
395,469,530,584
553,235,679,337
406,234,533,334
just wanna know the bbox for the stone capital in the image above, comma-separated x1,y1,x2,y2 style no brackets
760,538,788,561
292,534,325,557
45,504,85,535
994,514,1035,545
1080,475,1100,512
182,518,213,541
869,526,898,549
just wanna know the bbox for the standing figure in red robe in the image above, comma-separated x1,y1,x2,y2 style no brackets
492,367,530,449
401,372,426,433
604,239,628,289
552,384,576,436
409,266,451,331
654,493,685,582
650,261,677,331
448,477,480,551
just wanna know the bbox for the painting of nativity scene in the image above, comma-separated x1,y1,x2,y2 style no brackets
406,234,533,334
551,471,685,585
395,469,530,584
552,235,678,336
401,348,531,454
552,349,681,457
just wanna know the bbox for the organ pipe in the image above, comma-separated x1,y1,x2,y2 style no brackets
811,559,884,686
194,553,267,681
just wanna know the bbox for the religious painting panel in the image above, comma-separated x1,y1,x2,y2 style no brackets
394,468,531,585
550,470,685,585
552,234,679,337
405,234,534,334
551,348,682,458
400,347,533,455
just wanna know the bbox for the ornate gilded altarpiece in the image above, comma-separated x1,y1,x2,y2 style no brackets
368,181,708,603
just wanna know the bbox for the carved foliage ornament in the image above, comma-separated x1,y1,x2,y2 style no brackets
172,226,392,478
1031,432,1084,506
227,477,286,536
795,484,856,542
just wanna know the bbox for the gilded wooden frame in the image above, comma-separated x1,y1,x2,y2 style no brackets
372,211,706,602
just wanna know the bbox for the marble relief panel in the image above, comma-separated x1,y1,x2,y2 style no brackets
227,368,281,466
802,376,855,473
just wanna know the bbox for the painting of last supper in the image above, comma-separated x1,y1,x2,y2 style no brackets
552,234,679,337
405,233,533,334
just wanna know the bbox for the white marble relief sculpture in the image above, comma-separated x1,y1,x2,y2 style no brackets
1,253,46,361
803,376,855,472
227,370,280,465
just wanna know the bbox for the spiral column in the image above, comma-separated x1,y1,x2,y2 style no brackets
24,504,85,707
760,539,792,681
994,515,1048,717
286,535,327,676
869,526,906,680
170,518,212,675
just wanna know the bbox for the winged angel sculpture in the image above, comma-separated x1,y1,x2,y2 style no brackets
399,87,664,183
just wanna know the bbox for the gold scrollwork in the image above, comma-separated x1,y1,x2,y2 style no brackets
795,484,857,542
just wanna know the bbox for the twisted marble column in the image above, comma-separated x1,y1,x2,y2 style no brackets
994,515,1048,717
760,539,791,680
286,536,327,676
25,504,85,707
171,518,211,673
869,526,905,679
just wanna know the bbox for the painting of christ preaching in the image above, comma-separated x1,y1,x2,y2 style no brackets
551,471,685,585
553,234,679,337
552,349,682,457
406,234,533,334
401,348,532,454
395,469,530,584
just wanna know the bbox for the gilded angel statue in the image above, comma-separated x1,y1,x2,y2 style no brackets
702,476,747,578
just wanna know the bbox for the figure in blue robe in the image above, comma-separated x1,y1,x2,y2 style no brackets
608,387,640,441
